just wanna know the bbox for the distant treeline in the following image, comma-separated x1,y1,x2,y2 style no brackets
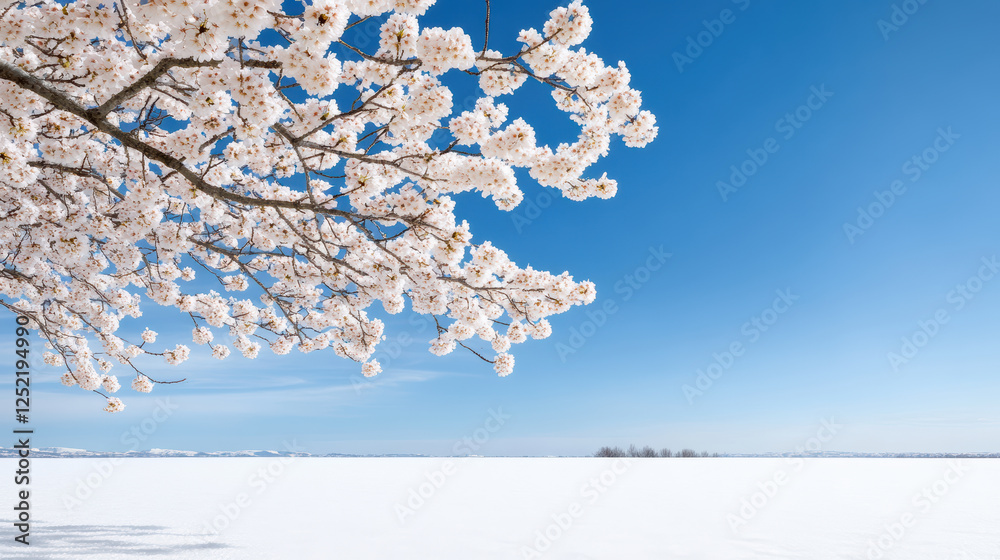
594,445,719,458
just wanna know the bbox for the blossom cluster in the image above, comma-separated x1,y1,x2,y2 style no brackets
0,0,655,412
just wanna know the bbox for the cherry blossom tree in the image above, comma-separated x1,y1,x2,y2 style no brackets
0,0,656,412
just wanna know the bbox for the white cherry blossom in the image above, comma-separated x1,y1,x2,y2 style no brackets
0,0,655,412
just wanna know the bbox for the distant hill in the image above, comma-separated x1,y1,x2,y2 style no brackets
0,447,426,458
0,447,997,458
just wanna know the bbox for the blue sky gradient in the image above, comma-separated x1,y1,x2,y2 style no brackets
5,0,1000,455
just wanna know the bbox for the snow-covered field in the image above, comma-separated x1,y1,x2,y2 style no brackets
2,458,999,559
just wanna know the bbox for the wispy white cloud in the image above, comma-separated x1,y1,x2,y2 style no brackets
29,366,451,420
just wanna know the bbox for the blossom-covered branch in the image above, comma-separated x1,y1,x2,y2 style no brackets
0,0,657,412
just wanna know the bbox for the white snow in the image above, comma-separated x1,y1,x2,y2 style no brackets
1,458,998,559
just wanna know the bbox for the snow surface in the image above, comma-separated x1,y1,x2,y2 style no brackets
1,458,999,559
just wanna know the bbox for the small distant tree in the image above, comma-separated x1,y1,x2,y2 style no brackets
594,446,624,458
594,445,720,457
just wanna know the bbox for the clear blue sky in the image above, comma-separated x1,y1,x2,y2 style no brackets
6,0,1000,455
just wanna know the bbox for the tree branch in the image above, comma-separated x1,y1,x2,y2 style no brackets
96,57,281,118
